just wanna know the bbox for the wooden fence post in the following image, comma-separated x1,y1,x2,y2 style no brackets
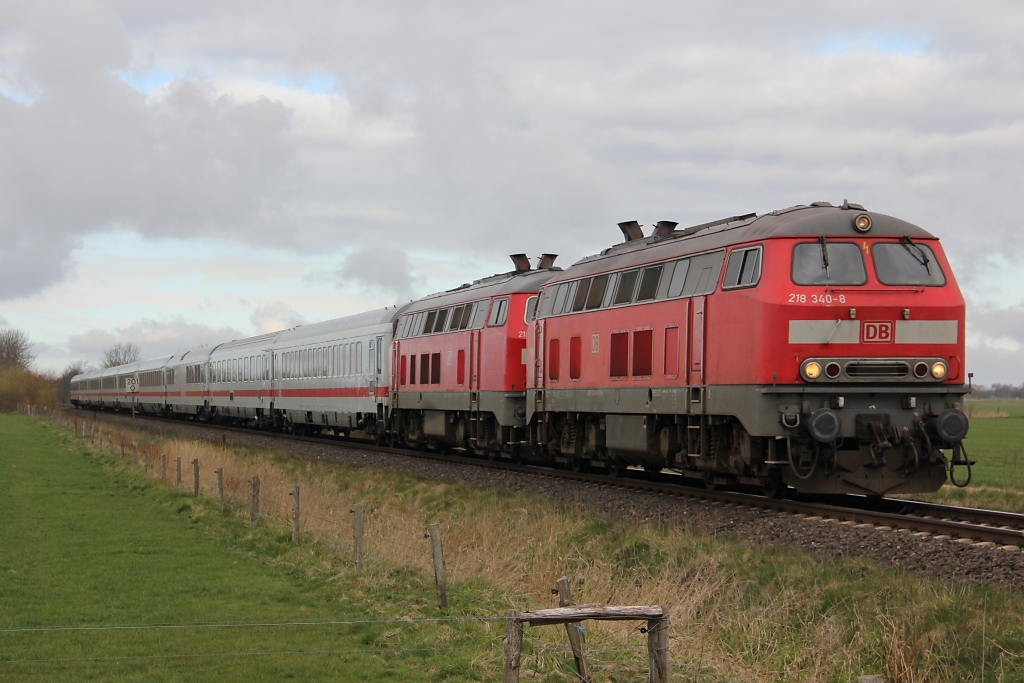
502,610,522,683
428,523,448,609
352,503,365,573
250,476,260,527
176,456,182,490
556,576,591,682
217,468,224,508
291,486,300,543
647,611,670,683
193,459,200,497
160,454,166,481
120,435,124,459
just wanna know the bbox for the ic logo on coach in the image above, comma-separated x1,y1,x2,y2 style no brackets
862,321,894,343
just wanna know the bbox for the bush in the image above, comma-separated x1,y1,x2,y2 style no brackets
0,366,57,412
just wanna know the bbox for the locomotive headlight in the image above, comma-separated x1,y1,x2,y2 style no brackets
931,361,948,379
853,214,872,232
803,361,822,380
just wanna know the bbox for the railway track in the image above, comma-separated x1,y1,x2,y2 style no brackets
69,409,1024,550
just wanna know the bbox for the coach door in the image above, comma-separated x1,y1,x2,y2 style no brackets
689,296,706,385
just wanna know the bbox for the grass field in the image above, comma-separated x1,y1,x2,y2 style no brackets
6,411,1024,682
0,414,500,682
916,399,1024,511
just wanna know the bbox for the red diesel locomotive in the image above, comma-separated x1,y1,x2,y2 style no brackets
523,202,969,495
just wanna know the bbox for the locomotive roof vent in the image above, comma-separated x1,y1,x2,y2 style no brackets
537,253,558,269
810,201,834,207
840,199,866,210
652,220,678,237
618,220,644,242
510,253,532,272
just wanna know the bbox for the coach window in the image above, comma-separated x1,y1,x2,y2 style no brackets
636,266,663,302
633,329,653,377
792,241,866,286
356,342,362,374
723,246,762,289
489,298,509,327
548,338,560,381
610,332,629,378
613,269,639,305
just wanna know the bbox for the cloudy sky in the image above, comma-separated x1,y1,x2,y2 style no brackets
1,0,1022,384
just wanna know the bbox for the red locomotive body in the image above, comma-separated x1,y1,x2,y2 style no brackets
527,204,969,495
389,259,562,451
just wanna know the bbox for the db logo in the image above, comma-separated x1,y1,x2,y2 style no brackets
862,321,894,343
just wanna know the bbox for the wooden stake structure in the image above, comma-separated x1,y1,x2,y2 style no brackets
216,468,224,508
249,476,260,527
555,576,591,682
503,605,670,683
428,523,448,608
291,486,300,543
351,503,365,573
175,456,182,490
192,459,200,497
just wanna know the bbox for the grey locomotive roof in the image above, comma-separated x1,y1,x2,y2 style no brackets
559,203,937,280
403,266,563,314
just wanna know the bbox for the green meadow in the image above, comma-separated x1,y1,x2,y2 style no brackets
0,414,498,682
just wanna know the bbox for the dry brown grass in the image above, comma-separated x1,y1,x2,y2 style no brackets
57,413,1023,683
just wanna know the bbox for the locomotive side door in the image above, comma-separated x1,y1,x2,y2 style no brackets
469,329,481,391
689,296,706,385
533,319,546,391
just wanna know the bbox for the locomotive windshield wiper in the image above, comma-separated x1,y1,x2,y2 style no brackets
818,235,830,280
900,235,931,275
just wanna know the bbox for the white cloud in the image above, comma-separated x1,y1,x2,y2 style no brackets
250,301,307,334
67,316,244,364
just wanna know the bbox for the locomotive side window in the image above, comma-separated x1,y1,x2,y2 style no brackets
551,283,568,315
792,241,867,285
666,260,690,297
722,246,762,289
872,242,946,286
449,305,466,331
613,270,639,305
585,275,608,310
682,251,726,296
525,296,539,321
636,266,663,302
423,311,437,335
571,279,590,312
409,355,416,385
489,298,509,326
433,308,450,333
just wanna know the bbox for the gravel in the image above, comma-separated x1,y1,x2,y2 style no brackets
76,410,1024,592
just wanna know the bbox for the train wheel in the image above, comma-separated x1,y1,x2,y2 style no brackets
570,457,586,473
760,475,783,499
703,472,717,490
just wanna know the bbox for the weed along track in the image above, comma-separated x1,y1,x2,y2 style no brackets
65,408,1024,592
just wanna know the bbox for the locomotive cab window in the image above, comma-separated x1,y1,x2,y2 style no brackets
872,241,946,286
723,246,762,289
792,241,867,286
489,298,509,327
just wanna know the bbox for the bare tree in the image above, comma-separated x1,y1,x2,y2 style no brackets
102,342,141,368
0,328,35,369
57,360,92,405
